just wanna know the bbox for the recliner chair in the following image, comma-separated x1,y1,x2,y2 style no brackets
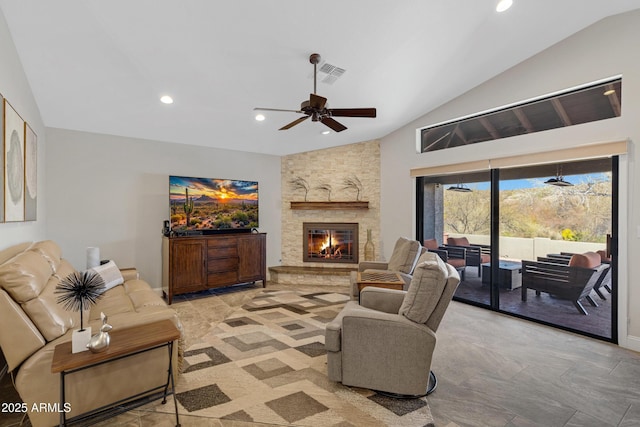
327,252,460,396
351,236,422,299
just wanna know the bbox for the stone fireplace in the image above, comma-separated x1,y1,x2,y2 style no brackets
274,140,381,285
303,222,358,264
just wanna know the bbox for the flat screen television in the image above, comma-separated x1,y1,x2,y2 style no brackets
169,175,258,233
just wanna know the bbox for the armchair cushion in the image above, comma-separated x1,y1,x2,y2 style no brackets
399,252,448,324
387,237,421,274
568,252,601,268
423,239,439,250
447,236,470,246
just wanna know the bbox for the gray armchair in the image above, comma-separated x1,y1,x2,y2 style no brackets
327,252,460,396
351,237,422,299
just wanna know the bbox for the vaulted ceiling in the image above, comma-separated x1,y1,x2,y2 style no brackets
1,1,639,155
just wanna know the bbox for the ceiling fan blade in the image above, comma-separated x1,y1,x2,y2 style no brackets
254,107,303,113
279,116,309,130
328,108,377,118
320,117,347,132
309,93,327,110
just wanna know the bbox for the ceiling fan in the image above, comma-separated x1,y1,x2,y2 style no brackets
254,53,376,132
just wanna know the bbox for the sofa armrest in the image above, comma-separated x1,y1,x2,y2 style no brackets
360,287,406,314
119,267,139,282
0,289,46,371
358,261,389,272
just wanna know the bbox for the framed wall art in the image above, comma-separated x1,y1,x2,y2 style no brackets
3,99,25,222
25,124,37,221
0,93,4,223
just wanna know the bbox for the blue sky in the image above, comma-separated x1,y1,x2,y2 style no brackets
468,173,610,191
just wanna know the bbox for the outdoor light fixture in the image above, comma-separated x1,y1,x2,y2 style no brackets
544,165,574,187
447,183,472,193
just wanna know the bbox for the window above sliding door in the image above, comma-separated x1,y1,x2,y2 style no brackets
419,77,622,153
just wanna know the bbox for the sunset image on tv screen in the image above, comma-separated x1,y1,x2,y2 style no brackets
169,176,258,231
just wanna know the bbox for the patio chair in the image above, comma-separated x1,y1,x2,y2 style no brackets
445,236,490,276
537,252,611,300
424,239,466,280
521,252,609,315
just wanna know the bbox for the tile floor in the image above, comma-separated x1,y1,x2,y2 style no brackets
2,282,640,426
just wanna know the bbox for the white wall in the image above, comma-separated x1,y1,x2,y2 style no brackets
45,128,281,289
380,10,640,347
0,9,46,248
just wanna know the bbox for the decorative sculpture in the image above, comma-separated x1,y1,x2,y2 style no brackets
87,312,112,353
55,270,105,353
342,176,364,201
289,176,310,201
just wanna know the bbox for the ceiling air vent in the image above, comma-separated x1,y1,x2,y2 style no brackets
309,62,346,85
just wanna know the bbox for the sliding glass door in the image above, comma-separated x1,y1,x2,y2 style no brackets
418,157,617,342
419,171,491,307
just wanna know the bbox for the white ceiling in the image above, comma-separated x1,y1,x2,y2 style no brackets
1,0,639,156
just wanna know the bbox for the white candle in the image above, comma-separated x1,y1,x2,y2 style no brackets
86,247,100,269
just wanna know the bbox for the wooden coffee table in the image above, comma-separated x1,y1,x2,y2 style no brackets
51,319,181,427
356,270,405,294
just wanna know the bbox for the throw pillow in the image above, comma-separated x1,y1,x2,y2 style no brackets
91,260,124,292
387,237,421,274
399,251,448,324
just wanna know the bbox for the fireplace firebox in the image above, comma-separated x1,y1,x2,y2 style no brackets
303,222,358,264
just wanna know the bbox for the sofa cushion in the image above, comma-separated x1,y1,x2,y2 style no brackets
28,240,63,274
0,250,52,303
387,237,421,274
0,242,32,265
568,252,601,269
399,251,448,324
89,286,135,320
21,274,82,342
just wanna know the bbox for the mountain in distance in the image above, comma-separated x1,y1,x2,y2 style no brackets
194,195,217,202
191,194,258,205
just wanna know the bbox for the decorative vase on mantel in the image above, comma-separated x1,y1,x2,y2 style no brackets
364,229,375,261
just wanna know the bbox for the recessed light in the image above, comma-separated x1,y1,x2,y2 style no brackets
160,95,174,104
603,89,616,96
255,114,266,121
321,130,330,135
496,0,513,12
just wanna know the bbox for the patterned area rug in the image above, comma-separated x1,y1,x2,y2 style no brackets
156,289,434,426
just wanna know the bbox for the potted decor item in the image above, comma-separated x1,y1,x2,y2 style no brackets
55,270,105,353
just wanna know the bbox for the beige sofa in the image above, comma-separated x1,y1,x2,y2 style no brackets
0,241,183,427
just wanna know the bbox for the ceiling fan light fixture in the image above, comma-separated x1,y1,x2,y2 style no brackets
321,130,330,135
496,0,513,12
253,53,376,132
255,114,266,121
447,183,472,193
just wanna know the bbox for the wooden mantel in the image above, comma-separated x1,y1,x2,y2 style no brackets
290,201,369,210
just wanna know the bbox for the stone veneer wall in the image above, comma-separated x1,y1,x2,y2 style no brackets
281,140,381,269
